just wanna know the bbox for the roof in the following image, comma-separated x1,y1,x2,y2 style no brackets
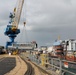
53,40,62,46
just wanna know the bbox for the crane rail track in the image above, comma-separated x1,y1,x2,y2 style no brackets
20,56,35,75
24,60,35,75
20,54,51,75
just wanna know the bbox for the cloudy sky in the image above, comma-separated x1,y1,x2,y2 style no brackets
0,0,76,47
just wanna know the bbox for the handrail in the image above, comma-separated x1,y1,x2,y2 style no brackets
22,53,76,75
50,57,76,63
47,57,76,75
62,60,76,64
46,63,76,75
62,69,76,75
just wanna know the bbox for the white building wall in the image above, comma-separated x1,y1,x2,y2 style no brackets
73,41,76,51
75,43,76,51
69,41,72,50
67,45,69,50
47,46,53,53
67,41,72,50
67,40,76,51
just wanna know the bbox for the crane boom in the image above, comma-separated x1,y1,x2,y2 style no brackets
13,0,24,28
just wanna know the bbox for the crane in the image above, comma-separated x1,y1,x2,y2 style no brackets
4,0,25,48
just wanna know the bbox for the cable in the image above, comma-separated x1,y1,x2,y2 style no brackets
17,24,29,44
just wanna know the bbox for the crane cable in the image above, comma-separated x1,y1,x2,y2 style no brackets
18,23,29,43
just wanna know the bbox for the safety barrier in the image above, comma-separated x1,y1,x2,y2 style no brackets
20,53,76,75
47,57,76,75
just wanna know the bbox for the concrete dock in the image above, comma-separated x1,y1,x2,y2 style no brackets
0,54,51,75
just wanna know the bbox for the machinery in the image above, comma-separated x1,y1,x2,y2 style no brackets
4,0,24,48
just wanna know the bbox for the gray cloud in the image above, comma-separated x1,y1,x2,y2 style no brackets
0,0,76,47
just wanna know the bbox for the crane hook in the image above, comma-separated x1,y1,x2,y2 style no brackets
24,22,26,27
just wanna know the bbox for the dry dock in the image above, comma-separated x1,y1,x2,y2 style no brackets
5,55,27,75
0,55,27,75
0,54,51,75
0,52,76,75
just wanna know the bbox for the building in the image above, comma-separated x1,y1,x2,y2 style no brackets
63,39,76,51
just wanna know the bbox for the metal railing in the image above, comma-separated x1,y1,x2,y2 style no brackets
47,57,76,75
20,53,76,75
28,54,76,75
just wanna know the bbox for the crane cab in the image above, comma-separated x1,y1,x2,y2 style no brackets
11,26,17,31
4,25,20,35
